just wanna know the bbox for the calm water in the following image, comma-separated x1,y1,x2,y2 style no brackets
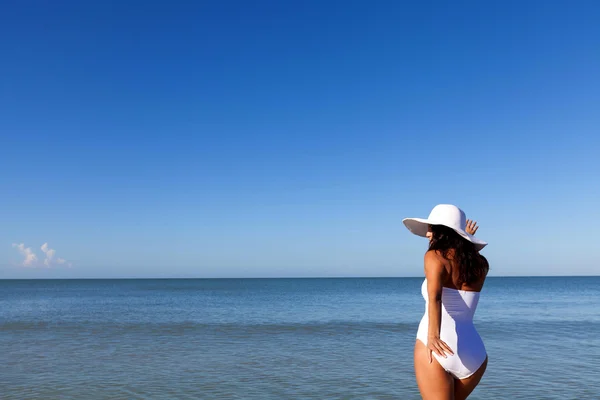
1,277,598,399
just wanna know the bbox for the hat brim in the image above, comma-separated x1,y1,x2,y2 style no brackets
402,218,488,251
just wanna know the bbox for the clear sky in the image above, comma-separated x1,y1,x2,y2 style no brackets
1,1,599,279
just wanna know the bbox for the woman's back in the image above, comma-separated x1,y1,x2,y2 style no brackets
420,279,481,321
437,250,489,293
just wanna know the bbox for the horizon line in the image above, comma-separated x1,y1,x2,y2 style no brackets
0,274,597,280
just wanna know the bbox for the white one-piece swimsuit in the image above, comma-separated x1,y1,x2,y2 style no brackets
416,279,487,379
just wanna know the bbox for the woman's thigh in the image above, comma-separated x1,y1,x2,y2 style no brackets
454,356,488,400
414,340,454,400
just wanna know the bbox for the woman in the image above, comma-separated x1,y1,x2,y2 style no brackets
403,204,489,400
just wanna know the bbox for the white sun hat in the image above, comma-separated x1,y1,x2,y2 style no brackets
402,204,487,250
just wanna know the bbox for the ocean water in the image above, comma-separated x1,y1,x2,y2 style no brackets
0,277,598,399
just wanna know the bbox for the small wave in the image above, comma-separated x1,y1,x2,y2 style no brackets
0,320,415,335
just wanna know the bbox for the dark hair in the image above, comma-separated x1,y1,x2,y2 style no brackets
428,224,489,286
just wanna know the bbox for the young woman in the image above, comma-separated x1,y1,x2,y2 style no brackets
403,204,489,400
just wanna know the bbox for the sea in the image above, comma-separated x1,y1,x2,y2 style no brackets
0,276,598,399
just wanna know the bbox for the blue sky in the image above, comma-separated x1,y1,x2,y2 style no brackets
1,1,599,278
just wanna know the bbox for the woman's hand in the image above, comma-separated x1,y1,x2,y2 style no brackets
466,219,479,235
427,335,454,363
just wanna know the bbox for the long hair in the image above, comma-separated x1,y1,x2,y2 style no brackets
428,224,489,286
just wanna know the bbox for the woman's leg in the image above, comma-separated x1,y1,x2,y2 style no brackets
453,356,488,400
414,340,454,400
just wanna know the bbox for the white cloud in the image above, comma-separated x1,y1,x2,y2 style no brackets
41,242,57,267
11,243,39,267
55,257,72,268
11,242,71,268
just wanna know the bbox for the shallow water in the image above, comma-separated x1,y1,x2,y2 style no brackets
1,277,598,399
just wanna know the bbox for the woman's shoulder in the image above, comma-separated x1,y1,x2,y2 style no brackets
424,248,450,259
424,249,445,264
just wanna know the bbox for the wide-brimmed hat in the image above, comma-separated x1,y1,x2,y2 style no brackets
402,204,487,250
